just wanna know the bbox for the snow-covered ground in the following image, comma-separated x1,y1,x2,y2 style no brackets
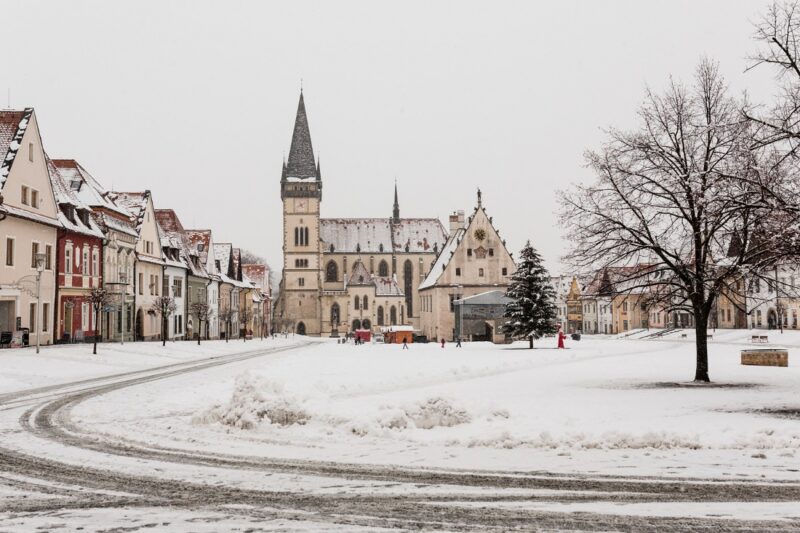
0,337,298,394
56,330,800,481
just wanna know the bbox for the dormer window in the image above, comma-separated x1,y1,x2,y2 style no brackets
70,180,82,191
197,243,204,252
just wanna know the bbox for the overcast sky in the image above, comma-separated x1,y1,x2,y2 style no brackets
1,0,781,274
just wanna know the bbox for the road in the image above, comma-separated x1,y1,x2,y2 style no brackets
1,341,799,532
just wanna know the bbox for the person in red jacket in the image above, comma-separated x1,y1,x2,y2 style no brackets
557,326,566,349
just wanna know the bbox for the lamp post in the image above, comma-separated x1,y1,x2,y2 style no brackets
34,252,46,354
119,270,128,344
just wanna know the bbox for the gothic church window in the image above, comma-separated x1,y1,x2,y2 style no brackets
377,306,384,326
390,306,397,325
325,261,338,282
378,260,389,277
362,295,368,310
354,295,360,310
403,260,413,317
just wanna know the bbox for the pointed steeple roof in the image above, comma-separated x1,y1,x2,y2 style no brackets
392,180,400,223
284,91,319,180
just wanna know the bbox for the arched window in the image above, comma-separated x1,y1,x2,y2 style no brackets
377,306,384,326
403,260,413,317
296,322,306,335
362,295,368,310
354,295,360,310
378,260,389,277
362,319,371,330
325,261,338,282
352,319,361,331
390,306,397,325
330,303,340,326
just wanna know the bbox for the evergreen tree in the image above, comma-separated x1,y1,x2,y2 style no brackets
503,241,558,348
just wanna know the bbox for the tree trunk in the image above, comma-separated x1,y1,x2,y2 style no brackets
93,309,99,355
693,306,710,382
529,336,533,349
162,315,167,347
197,320,201,345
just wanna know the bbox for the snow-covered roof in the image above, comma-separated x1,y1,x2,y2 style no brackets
108,191,150,235
0,108,32,188
155,209,207,277
46,156,105,239
320,218,446,254
51,159,130,218
419,227,465,290
242,264,269,292
374,275,403,296
347,260,373,286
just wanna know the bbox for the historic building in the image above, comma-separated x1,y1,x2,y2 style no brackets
0,109,59,346
48,158,105,343
274,92,447,336
418,192,516,342
110,191,165,341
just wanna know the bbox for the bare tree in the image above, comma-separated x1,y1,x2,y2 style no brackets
150,296,177,347
560,59,800,382
239,307,252,342
747,2,800,156
190,302,210,345
88,288,113,355
218,307,233,343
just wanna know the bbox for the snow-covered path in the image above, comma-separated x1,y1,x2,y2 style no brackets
1,335,800,531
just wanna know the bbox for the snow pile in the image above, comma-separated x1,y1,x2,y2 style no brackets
350,397,472,436
407,397,471,429
193,374,310,430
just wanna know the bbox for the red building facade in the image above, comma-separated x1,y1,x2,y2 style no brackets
49,159,106,343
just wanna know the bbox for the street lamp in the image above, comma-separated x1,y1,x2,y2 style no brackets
119,270,128,344
34,252,46,354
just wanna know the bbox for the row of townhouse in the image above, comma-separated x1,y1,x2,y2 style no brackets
0,107,271,348
552,263,793,335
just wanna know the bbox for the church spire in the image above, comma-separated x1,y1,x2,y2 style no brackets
392,180,400,223
284,91,319,180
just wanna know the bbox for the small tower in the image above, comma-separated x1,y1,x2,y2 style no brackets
392,181,400,224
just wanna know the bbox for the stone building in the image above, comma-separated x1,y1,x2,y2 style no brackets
417,192,516,342
274,92,447,336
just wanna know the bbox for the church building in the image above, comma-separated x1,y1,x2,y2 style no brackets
274,92,447,336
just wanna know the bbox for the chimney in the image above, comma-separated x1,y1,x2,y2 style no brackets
449,210,466,233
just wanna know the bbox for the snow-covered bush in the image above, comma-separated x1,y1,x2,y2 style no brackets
407,397,471,429
193,374,309,430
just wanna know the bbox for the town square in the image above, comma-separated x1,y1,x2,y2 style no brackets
1,1,800,531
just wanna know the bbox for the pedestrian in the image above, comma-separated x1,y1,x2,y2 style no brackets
456,337,462,348
441,337,445,349
402,339,408,350
557,326,566,349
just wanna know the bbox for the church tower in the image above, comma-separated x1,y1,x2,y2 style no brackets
279,91,322,336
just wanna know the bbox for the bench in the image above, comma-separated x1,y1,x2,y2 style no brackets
681,333,687,339
741,349,788,367
751,335,769,344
